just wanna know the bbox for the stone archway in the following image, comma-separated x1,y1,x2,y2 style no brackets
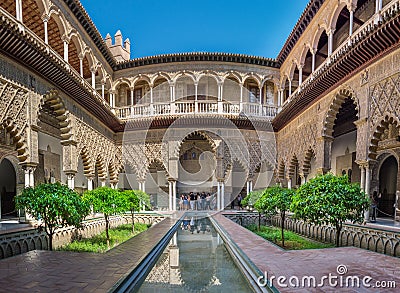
378,155,398,217
0,158,17,218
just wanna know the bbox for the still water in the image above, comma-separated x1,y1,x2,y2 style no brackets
139,215,253,292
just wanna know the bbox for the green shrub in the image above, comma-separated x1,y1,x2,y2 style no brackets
60,223,150,253
246,224,333,250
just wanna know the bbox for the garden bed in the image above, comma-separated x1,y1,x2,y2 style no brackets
246,224,334,250
60,223,151,253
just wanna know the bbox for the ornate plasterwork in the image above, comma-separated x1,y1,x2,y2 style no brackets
74,118,116,177
0,76,33,163
368,72,400,159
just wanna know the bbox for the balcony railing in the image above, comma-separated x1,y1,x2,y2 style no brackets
282,0,400,108
115,101,278,120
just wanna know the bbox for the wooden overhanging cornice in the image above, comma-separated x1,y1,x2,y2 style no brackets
115,52,279,70
273,11,400,131
276,0,325,65
0,12,123,132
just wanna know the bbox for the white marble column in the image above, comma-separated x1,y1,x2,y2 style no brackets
15,0,23,22
101,83,105,99
328,30,334,56
172,180,177,211
87,177,94,191
67,173,75,190
43,18,48,44
311,50,316,72
287,177,292,189
221,182,225,210
168,181,173,211
299,65,303,86
79,56,84,77
91,69,96,89
63,40,69,62
288,79,292,96
217,181,221,210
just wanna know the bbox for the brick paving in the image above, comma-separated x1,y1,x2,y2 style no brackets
0,217,176,293
213,213,400,293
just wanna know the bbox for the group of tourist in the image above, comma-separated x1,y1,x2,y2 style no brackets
179,192,215,210
181,216,211,234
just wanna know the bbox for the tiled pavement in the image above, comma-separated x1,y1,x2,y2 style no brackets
0,217,177,292
213,214,400,293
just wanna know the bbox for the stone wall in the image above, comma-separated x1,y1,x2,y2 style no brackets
0,214,165,260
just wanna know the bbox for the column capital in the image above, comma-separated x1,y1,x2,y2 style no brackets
41,14,49,22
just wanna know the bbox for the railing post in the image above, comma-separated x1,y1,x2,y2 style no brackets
218,101,223,114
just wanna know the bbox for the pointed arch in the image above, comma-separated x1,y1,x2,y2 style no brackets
369,115,400,160
1,118,29,163
323,87,359,138
79,147,92,177
302,147,316,175
40,90,73,142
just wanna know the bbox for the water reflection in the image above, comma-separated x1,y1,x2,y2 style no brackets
139,214,253,292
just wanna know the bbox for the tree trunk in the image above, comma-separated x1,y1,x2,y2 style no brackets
48,232,53,251
335,222,342,247
105,214,110,248
281,211,285,247
131,209,135,233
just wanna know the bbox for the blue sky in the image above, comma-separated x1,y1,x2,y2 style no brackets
80,0,310,59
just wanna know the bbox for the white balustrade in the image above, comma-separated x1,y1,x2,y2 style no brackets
116,101,278,120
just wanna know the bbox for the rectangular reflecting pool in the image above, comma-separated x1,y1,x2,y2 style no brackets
139,214,254,292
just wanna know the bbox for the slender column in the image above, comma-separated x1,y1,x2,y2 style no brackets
221,182,225,210
91,69,96,89
360,165,366,191
311,50,316,72
168,181,172,211
327,30,334,56
217,181,221,210
172,180,177,211
100,180,106,187
43,18,48,44
150,85,154,104
364,164,371,221
287,177,292,189
288,79,292,97
87,176,94,191
24,169,30,187
194,83,198,101
79,56,84,77
259,86,262,105
246,181,249,195
349,10,354,36
130,87,134,105
63,40,69,62
169,83,175,102
101,83,105,99
218,83,223,101
239,83,244,112
300,174,306,185
29,169,35,187
298,65,303,86
67,173,75,190
16,0,22,22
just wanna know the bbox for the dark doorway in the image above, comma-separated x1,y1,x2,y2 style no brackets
379,156,398,217
0,158,17,218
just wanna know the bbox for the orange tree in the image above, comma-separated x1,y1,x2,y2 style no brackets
120,190,150,233
83,186,127,247
15,182,90,251
254,186,295,247
291,174,370,247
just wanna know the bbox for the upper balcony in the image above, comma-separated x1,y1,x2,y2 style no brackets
274,0,400,129
115,100,278,120
112,75,278,121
